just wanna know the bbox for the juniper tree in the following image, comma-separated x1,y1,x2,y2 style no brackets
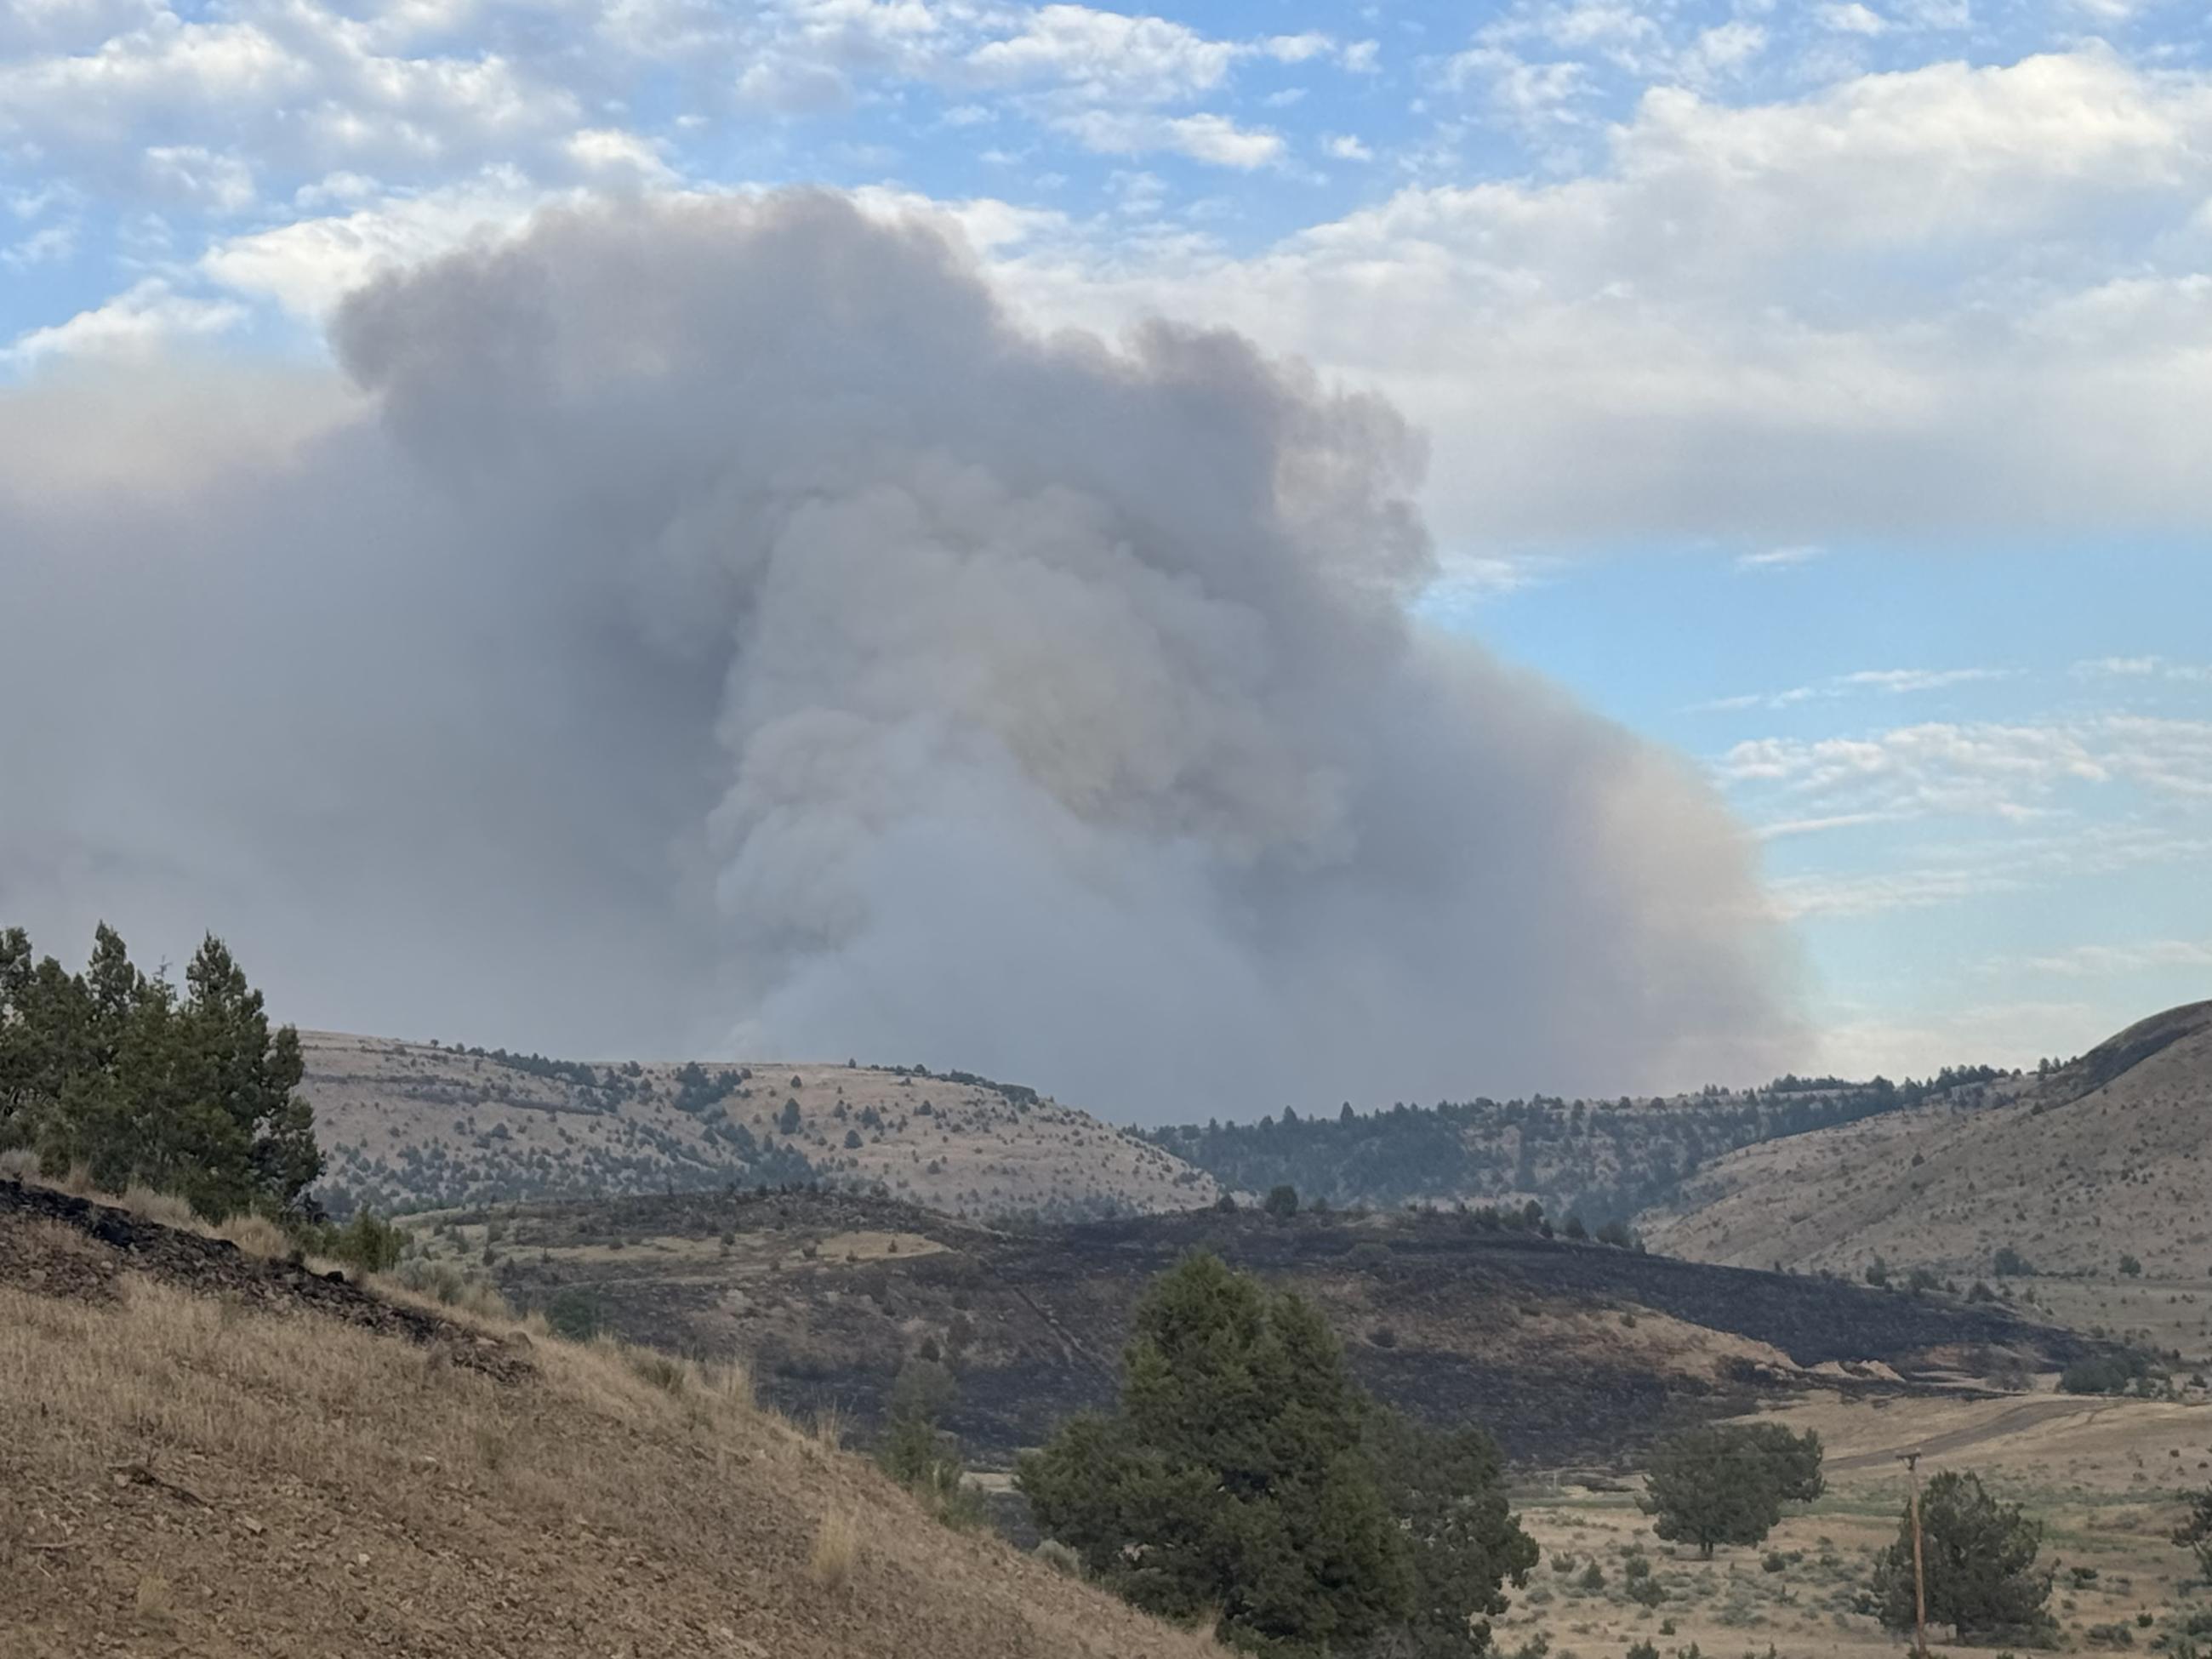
1872,1470,2052,1643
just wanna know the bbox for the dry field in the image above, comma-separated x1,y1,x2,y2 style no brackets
0,1179,1230,1659
1502,1387,2212,1659
1645,1001,2212,1286
303,1031,1216,1219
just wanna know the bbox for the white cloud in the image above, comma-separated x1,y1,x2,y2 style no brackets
3,276,244,367
1719,715,2212,824
989,48,2212,549
1736,544,1823,572
2014,939,2212,976
3,221,79,268
1692,667,2014,715
1817,3,1891,34
1054,110,1285,168
1324,134,1375,162
2072,655,2212,683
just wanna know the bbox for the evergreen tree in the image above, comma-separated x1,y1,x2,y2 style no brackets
1642,1424,1822,1557
1021,1254,1425,1652
0,923,322,1219
1872,1470,2051,1643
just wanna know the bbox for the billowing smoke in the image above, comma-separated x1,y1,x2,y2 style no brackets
0,192,1800,1117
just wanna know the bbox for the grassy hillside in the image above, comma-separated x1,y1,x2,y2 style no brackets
1645,1001,2212,1295
305,1033,1217,1221
410,1188,2103,1470
1142,1066,2010,1224
0,1175,1225,1659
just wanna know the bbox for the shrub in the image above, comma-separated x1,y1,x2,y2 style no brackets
1578,1560,1605,1590
1263,1183,1299,1218
328,1210,407,1275
2121,1254,2144,1278
1994,1246,2035,1277
1870,1470,2052,1643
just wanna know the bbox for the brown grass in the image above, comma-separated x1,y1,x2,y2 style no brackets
0,1204,1229,1659
812,1509,859,1592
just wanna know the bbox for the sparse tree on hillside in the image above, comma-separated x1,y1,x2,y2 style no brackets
1263,1183,1299,1218
1642,1424,1822,1557
1871,1470,2051,1643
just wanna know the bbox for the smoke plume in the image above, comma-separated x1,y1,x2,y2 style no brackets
0,192,1800,1117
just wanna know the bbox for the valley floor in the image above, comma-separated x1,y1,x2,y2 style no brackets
1503,1388,2212,1658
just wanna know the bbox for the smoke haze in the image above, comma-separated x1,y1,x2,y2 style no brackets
0,192,1801,1119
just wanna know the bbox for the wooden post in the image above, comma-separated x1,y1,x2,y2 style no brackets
1904,1451,1928,1656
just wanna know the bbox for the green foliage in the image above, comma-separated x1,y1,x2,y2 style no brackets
1641,1424,1822,1557
1871,1470,2052,1643
2172,1485,2212,1583
2061,1351,2154,1396
2120,1253,2143,1277
543,1286,604,1341
1994,1245,2035,1277
327,1209,407,1274
1142,1069,1995,1222
1364,1405,1539,1657
1019,1253,1531,1656
0,922,322,1220
1263,1183,1300,1218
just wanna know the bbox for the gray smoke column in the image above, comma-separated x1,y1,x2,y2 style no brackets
0,192,1801,1115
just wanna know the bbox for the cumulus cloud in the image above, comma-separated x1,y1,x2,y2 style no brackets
0,193,1799,1114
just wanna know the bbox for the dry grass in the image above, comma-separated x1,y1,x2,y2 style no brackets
1648,1001,2212,1286
812,1403,846,1453
299,1031,1222,1222
1,1204,1231,1659
812,1509,859,1592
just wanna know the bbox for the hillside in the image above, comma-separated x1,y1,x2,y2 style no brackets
304,1033,1217,1220
1645,1001,2212,1286
1141,1068,2009,1224
0,1176,1225,1659
413,1188,2101,1469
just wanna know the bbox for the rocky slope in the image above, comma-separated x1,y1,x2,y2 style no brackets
304,1032,1217,1220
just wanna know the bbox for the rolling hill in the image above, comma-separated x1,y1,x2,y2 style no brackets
1643,1001,2212,1285
303,1033,1217,1221
0,1174,1226,1659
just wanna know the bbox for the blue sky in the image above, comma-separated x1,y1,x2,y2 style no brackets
5,0,2211,1080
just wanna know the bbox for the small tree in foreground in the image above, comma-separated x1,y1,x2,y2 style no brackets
1642,1423,1822,1557
1871,1470,2052,1644
1020,1252,1534,1656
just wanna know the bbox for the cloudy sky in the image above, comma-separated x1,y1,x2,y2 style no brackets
4,0,2210,1091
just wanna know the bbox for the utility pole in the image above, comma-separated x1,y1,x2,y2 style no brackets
1902,1451,1929,1657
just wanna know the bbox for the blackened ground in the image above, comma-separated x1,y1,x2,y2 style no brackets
470,1190,2099,1468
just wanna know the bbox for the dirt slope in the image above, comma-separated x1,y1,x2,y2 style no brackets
0,1178,1223,1659
304,1031,1216,1219
1644,1001,2212,1281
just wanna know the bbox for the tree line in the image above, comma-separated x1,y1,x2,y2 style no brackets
1143,1067,2012,1223
1,922,322,1221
